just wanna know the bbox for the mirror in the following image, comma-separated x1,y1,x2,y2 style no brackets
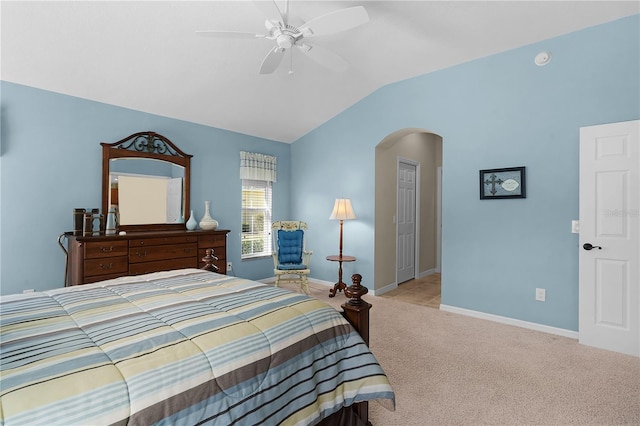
102,132,192,232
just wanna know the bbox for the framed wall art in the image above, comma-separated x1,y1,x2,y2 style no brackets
480,166,526,199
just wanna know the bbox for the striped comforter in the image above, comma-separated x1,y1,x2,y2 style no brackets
0,269,394,425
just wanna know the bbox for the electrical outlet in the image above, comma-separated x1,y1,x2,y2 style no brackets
227,262,232,272
535,288,546,302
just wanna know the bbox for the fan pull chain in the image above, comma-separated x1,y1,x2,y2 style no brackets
289,49,294,75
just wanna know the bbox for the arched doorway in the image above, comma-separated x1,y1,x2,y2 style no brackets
374,129,443,299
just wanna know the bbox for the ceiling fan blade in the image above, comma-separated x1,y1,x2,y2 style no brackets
299,6,369,37
297,43,349,72
196,31,264,39
260,47,286,74
252,0,285,25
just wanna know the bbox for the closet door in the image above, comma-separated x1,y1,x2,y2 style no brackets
397,161,417,284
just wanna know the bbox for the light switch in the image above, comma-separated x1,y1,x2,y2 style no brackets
571,220,580,233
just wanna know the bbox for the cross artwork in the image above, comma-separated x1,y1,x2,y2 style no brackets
484,173,504,195
480,167,526,199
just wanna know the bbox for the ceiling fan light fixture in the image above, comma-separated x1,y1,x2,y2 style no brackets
276,34,294,49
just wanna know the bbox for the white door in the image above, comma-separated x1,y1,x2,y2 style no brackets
397,161,417,284
579,120,639,357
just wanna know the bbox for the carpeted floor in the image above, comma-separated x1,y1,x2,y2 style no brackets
275,280,640,426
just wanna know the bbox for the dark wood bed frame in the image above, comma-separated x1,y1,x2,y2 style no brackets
202,250,373,426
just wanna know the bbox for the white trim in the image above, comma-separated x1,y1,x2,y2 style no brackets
371,281,397,296
417,268,437,279
436,166,442,273
260,276,389,296
308,278,333,287
439,304,579,339
259,276,333,286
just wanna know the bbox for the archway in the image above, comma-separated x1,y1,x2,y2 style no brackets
374,129,443,294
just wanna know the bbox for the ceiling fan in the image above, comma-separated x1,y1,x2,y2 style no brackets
196,1,369,74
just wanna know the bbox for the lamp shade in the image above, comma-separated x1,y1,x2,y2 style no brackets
329,198,356,220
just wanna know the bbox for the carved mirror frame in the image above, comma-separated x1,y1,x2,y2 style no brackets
101,131,192,232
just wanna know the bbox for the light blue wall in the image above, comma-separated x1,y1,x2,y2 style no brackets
0,83,290,294
291,15,639,331
1,15,638,332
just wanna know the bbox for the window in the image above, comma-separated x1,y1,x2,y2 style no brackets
241,179,272,258
239,151,276,260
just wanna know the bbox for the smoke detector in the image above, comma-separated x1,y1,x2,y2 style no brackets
534,51,552,66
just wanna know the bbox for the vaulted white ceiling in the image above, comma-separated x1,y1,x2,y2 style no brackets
2,1,638,143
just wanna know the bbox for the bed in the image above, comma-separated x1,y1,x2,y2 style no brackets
0,268,394,425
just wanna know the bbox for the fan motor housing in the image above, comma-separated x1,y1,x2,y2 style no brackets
271,24,303,48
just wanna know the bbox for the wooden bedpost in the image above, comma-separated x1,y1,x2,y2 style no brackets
341,273,371,345
201,248,219,273
341,273,372,426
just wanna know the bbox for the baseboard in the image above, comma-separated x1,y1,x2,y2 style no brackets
258,276,334,287
439,304,579,340
417,268,437,279
371,282,396,296
309,278,334,287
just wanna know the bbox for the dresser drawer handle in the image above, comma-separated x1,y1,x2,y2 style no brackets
100,246,114,253
100,262,114,270
136,250,148,258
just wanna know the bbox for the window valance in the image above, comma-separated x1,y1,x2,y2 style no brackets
240,151,277,182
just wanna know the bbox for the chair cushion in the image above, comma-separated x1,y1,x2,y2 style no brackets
277,229,303,265
276,264,308,271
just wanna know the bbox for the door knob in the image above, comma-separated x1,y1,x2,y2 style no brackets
583,243,602,251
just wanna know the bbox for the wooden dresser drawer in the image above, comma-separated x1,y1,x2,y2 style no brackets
129,243,198,263
129,258,197,275
198,234,226,248
84,240,128,259
84,256,128,277
83,272,127,284
129,235,198,247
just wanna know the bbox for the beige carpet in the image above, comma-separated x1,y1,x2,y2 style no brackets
276,281,640,426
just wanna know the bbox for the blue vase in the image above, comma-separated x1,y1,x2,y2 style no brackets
186,210,197,231
105,207,117,235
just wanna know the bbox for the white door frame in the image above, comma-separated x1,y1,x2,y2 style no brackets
396,157,420,284
436,166,442,273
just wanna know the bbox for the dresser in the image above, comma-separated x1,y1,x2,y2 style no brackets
66,229,230,286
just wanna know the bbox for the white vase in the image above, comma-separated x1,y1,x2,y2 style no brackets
199,201,218,230
186,210,198,230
